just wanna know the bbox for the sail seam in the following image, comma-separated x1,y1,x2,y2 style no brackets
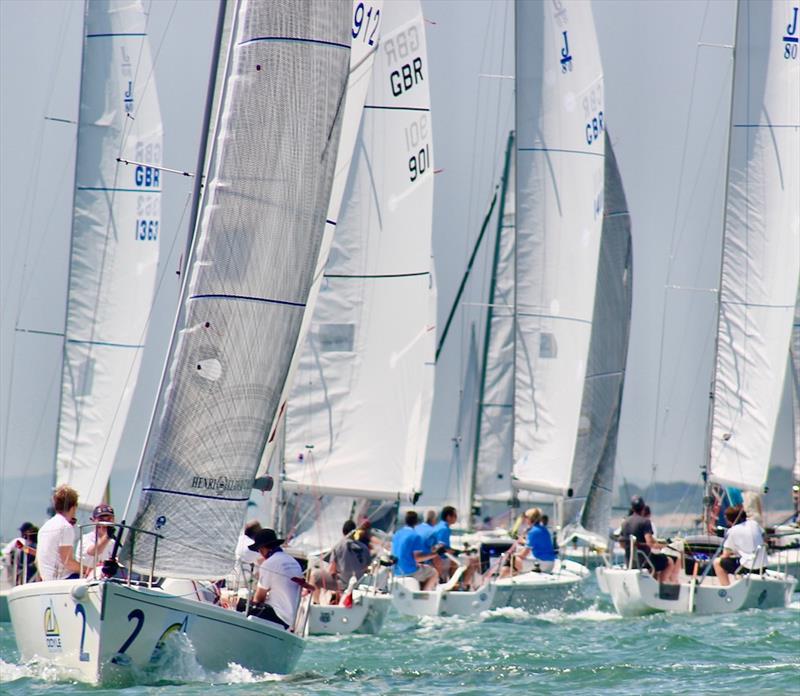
77,187,161,193
66,339,145,349
363,105,430,112
515,311,592,324
323,271,429,279
188,294,306,308
518,147,603,157
86,33,146,38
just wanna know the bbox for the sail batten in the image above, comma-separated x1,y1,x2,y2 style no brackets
127,0,352,579
708,0,800,492
56,0,163,510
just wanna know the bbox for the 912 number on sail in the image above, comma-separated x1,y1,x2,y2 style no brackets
352,2,380,45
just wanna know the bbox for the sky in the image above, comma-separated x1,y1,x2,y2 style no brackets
0,0,795,537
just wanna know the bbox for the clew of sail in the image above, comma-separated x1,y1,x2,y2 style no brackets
282,0,435,502
512,0,606,497
56,0,163,510
560,131,633,545
708,0,800,492
126,0,352,579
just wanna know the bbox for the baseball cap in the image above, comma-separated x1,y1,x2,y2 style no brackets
92,503,115,519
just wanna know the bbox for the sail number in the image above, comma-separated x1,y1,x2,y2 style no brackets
784,6,798,59
583,81,604,146
135,219,159,241
352,3,380,45
406,114,430,183
585,111,604,145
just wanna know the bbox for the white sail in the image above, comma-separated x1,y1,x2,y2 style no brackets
283,0,435,501
708,0,800,492
127,0,353,579
56,0,163,510
260,0,384,468
792,292,800,481
561,131,633,542
512,1,606,496
473,132,516,504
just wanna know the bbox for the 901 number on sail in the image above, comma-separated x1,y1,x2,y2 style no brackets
406,114,430,182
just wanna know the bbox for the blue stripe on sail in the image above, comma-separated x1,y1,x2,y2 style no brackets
238,36,349,50
189,293,306,308
142,487,250,503
326,219,337,226
66,338,144,349
363,105,431,112
86,33,146,38
784,36,799,43
15,328,64,338
518,147,604,158
77,187,162,193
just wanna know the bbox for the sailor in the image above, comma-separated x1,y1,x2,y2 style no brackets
512,508,557,573
1,522,38,584
231,520,263,589
309,520,372,602
248,528,303,630
620,496,678,582
36,485,82,581
78,504,116,575
713,505,768,586
430,506,477,586
415,510,438,548
391,511,439,590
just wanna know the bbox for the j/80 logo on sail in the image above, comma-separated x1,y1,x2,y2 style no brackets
784,7,798,60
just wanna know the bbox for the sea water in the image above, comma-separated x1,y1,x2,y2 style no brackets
1,580,798,695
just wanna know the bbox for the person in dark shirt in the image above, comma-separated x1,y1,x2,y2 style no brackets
620,496,677,582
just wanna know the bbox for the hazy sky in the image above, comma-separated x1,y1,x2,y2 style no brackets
0,0,794,536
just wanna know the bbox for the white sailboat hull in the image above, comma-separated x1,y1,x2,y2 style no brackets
596,567,796,617
491,560,589,612
306,591,391,636
390,577,496,618
8,579,304,684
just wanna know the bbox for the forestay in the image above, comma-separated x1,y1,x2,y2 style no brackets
127,0,352,578
708,0,800,492
472,132,516,505
283,0,435,501
512,1,606,496
561,132,633,542
56,0,163,511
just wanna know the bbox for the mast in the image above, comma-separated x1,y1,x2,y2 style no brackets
469,130,515,526
702,2,740,530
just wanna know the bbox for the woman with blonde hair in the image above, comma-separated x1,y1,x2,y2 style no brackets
36,485,82,581
505,506,556,575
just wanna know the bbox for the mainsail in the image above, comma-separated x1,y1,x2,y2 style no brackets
561,131,633,542
127,0,352,578
708,0,800,492
792,291,800,482
56,0,163,510
512,0,606,496
282,0,435,502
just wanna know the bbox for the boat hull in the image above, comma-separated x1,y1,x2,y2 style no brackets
391,578,496,617
491,567,586,612
306,592,391,636
596,567,797,617
8,579,304,684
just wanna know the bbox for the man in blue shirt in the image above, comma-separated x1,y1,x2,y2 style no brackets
391,511,438,590
415,510,438,550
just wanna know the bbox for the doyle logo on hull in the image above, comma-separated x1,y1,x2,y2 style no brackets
43,601,62,652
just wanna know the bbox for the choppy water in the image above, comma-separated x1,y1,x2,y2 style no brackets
2,580,798,695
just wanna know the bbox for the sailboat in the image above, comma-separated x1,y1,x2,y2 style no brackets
276,0,445,630
0,0,163,621
597,0,799,616
8,0,356,682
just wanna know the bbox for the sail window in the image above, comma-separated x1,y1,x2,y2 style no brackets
539,332,557,358
318,324,354,352
76,357,95,397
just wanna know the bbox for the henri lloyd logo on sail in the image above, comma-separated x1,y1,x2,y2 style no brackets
191,475,251,496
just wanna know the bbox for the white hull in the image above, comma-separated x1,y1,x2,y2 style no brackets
306,591,391,636
8,579,304,684
766,546,800,579
596,567,797,617
491,560,589,612
391,577,496,618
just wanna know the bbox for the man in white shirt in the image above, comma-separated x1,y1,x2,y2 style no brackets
78,504,116,575
713,505,768,586
36,485,82,581
247,528,302,630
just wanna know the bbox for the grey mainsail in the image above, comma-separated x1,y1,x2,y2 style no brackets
126,0,352,579
561,131,633,544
